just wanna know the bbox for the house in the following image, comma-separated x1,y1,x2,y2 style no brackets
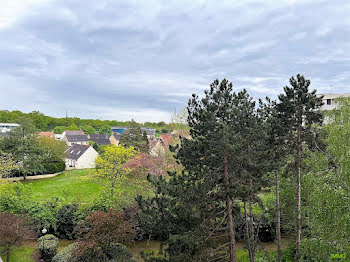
111,126,128,134
160,134,173,146
141,127,156,139
63,134,90,146
62,130,85,138
109,133,121,146
111,126,155,138
39,131,55,139
55,134,63,140
88,134,111,146
0,123,19,133
317,93,350,111
149,138,165,157
65,144,99,170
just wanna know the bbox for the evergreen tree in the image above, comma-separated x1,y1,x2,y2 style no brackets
276,74,323,262
177,79,269,261
120,128,149,153
260,98,289,262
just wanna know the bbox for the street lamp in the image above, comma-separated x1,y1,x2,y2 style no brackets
41,228,47,262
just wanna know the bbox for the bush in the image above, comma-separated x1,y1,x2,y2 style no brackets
38,234,58,262
27,198,62,234
105,243,135,261
56,204,80,239
43,161,65,174
52,243,78,262
71,242,136,262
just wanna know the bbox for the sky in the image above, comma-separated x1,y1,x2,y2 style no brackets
0,0,349,122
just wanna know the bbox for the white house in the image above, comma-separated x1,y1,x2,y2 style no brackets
65,144,99,170
0,123,19,133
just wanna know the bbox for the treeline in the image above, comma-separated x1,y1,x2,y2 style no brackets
0,110,188,133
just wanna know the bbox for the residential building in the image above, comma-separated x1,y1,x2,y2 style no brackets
149,138,165,157
62,130,85,138
110,126,155,138
0,123,19,133
141,127,156,139
65,144,99,170
317,93,350,111
63,134,90,146
160,134,173,146
39,131,55,139
88,134,111,146
111,126,128,134
109,133,121,146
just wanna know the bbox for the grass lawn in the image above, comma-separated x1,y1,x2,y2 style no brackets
24,169,152,206
0,246,36,262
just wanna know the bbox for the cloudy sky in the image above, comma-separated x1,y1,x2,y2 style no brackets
0,0,349,122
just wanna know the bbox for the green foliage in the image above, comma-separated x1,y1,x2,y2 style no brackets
92,145,137,190
27,197,62,233
53,126,65,134
80,125,96,134
56,204,80,239
66,124,80,131
0,117,45,177
0,182,32,214
52,243,78,262
0,109,178,133
120,127,149,153
99,125,112,135
38,234,58,262
298,98,350,260
43,161,65,174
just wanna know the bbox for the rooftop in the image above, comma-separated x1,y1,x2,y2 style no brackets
65,144,90,160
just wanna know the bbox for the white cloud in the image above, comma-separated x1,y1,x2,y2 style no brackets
0,0,51,29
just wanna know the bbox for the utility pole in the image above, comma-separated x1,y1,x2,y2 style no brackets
65,109,68,127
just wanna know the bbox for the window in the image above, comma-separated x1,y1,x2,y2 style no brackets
327,99,332,105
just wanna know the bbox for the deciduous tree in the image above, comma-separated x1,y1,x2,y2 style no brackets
91,145,137,193
0,212,33,262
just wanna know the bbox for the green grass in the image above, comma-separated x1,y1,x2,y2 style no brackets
24,169,103,204
24,169,152,206
1,246,36,262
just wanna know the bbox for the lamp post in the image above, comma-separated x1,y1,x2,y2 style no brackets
41,228,47,262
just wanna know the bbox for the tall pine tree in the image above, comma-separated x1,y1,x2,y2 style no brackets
276,74,323,262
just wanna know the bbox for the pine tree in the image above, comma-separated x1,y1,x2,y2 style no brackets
276,74,323,262
119,127,149,153
177,79,269,262
261,98,289,262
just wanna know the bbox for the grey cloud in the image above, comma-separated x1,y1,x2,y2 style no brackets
0,0,349,121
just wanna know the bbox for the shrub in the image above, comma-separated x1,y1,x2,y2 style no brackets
38,234,58,262
56,204,80,239
71,242,136,262
43,161,65,174
52,243,78,262
27,198,61,234
0,182,32,214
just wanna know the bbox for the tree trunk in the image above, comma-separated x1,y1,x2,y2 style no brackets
244,202,253,262
6,247,10,262
224,156,237,262
275,169,281,262
248,180,255,262
295,126,302,262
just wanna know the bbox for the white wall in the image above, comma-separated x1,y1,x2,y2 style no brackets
76,147,99,169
